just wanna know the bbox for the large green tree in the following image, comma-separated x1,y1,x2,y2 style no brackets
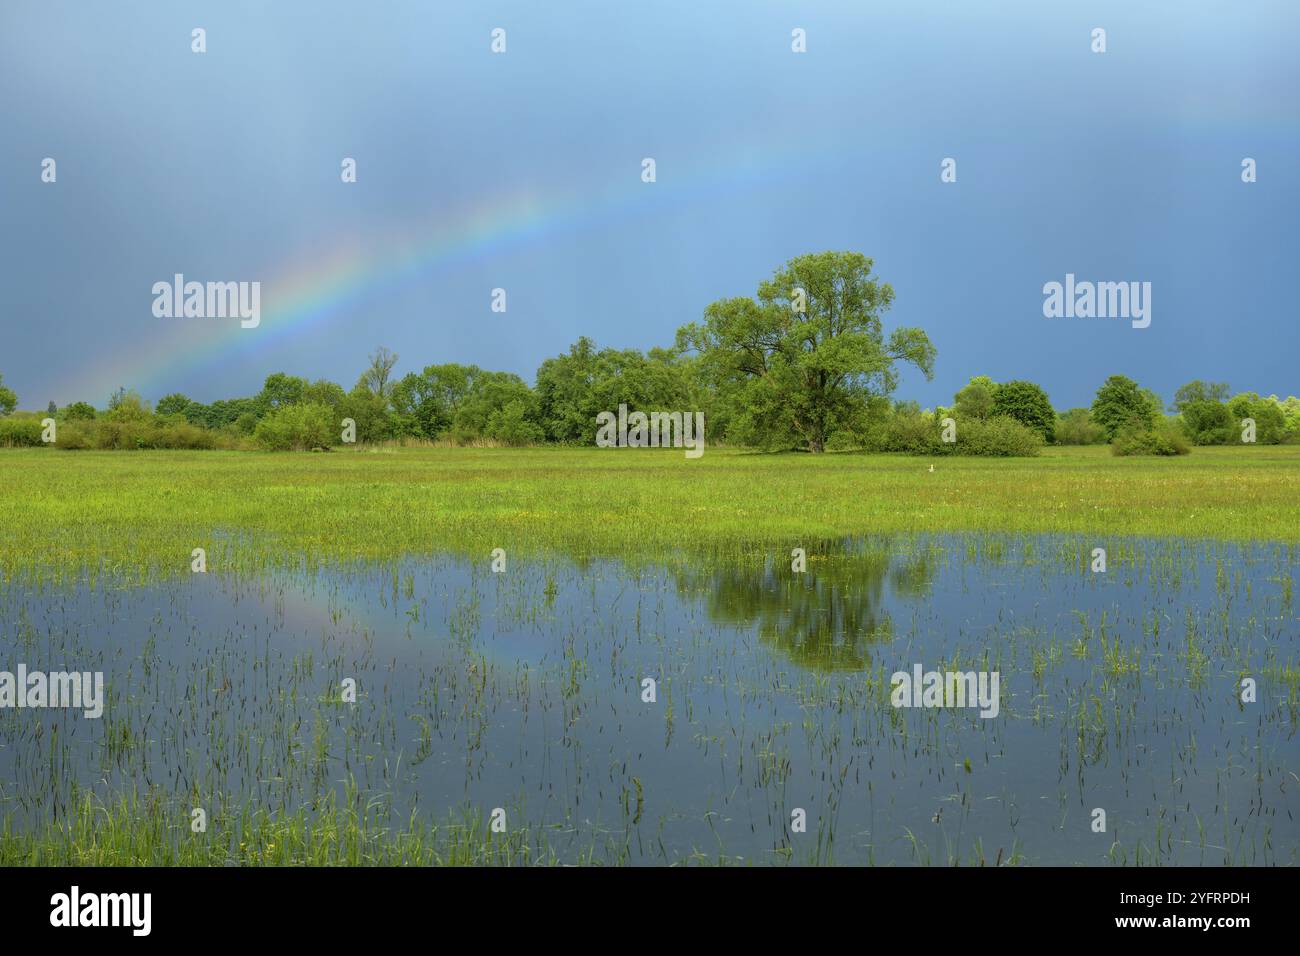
991,380,1056,442
676,252,935,452
1091,375,1157,440
1173,380,1233,444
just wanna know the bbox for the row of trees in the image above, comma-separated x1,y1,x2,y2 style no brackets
946,374,1298,447
2,253,1296,452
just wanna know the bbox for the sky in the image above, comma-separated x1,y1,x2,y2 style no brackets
1,0,1296,412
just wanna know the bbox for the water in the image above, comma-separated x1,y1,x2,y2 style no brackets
1,534,1296,864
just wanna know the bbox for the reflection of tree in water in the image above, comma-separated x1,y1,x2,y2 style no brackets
680,540,935,672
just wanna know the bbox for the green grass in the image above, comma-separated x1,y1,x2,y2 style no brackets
0,789,585,866
0,444,1296,583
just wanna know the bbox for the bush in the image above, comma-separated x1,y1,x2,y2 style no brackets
0,418,44,447
55,418,245,450
1056,408,1105,445
948,415,1044,457
866,407,1041,456
1111,421,1191,456
50,420,94,449
871,403,935,454
253,403,336,451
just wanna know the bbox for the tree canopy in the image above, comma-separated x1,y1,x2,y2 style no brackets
676,251,935,452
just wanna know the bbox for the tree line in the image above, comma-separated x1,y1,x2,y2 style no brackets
1,252,1296,453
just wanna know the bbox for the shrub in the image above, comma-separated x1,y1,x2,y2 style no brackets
253,403,336,451
1111,421,1191,456
867,407,1041,456
872,403,935,454
949,415,1043,457
51,420,94,449
1056,408,1105,445
0,418,44,447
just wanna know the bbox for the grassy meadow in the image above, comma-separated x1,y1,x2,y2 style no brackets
0,444,1297,585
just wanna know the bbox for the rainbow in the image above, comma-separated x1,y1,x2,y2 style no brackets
58,142,831,403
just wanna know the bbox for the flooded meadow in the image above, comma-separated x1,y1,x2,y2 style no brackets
1,534,1296,865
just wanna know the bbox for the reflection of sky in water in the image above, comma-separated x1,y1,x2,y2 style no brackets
0,535,1295,865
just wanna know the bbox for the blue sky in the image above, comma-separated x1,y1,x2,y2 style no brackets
1,0,1296,412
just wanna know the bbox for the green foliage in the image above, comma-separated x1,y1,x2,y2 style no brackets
252,403,336,451
155,393,192,418
1178,399,1234,445
677,251,935,453
0,418,43,447
52,419,237,450
61,401,97,422
1056,408,1105,445
391,363,478,440
0,374,18,417
450,371,543,445
534,338,696,444
483,398,544,445
951,415,1045,456
258,373,308,412
952,376,995,421
867,403,1040,456
871,401,934,453
338,388,393,443
180,397,259,430
1228,392,1287,444
1091,375,1157,440
1111,421,1192,456
106,388,151,422
990,379,1055,442
303,378,346,409
1271,395,1300,443
1174,380,1230,409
